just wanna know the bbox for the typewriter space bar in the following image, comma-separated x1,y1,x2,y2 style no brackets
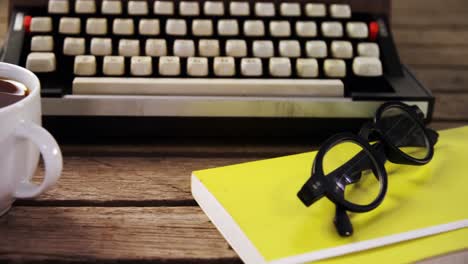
73,78,344,97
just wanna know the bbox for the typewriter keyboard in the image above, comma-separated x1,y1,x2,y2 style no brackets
22,0,384,97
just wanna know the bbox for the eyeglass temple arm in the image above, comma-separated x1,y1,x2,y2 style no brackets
335,205,354,237
297,177,326,207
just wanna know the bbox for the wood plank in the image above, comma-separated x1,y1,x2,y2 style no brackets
433,93,468,121
430,121,468,130
1,206,464,264
394,28,468,46
0,207,238,262
27,156,259,204
392,0,468,27
410,68,468,92
399,46,468,67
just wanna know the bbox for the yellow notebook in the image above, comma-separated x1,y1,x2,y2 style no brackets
192,126,468,264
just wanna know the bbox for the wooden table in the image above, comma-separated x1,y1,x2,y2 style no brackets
1,0,467,263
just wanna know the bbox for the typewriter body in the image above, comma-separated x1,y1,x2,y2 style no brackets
1,0,434,137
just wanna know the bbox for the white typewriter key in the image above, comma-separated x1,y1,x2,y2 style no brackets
180,1,199,16
324,59,346,78
119,39,140,57
102,0,122,14
128,1,149,15
187,57,209,77
306,41,327,58
214,57,236,77
192,20,213,36
86,18,107,35
159,56,181,76
31,17,53,33
358,43,380,58
173,40,195,57
296,21,317,37
305,3,326,17
59,17,80,34
199,39,220,57
63,37,85,56
113,19,134,35
353,57,383,77
91,38,112,56
139,19,160,36
131,56,153,76
331,41,353,59
241,58,262,77
279,40,301,58
347,22,369,39
330,4,352,19
145,39,167,56
230,2,250,16
31,36,54,52
218,20,239,36
296,59,319,78
225,40,247,57
244,20,265,36
48,0,69,14
103,56,125,76
166,19,187,36
74,55,96,76
75,0,96,14
322,22,343,38
280,3,301,17
154,1,174,15
204,1,224,15
269,58,291,77
270,21,291,37
253,41,274,58
255,2,275,17
26,52,56,73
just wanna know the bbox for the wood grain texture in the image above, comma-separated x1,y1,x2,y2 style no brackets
27,157,258,204
433,93,468,121
0,0,468,263
394,28,468,46
0,207,466,264
0,207,238,262
393,0,468,27
411,68,468,92
430,121,468,130
399,46,468,67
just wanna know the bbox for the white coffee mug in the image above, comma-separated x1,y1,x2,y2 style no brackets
0,62,62,216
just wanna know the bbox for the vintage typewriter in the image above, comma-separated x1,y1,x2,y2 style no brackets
1,0,434,137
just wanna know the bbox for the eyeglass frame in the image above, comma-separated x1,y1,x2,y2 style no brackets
297,102,439,236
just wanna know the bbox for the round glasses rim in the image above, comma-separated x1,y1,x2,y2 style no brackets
374,102,434,164
312,133,388,213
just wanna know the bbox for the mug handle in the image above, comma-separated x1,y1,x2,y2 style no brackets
13,121,63,199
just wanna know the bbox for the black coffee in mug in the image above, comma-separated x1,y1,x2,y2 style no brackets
0,78,29,108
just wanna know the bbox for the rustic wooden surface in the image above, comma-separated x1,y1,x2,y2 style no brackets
1,0,468,263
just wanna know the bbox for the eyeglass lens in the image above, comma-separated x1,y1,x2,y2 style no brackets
380,107,429,160
323,141,382,206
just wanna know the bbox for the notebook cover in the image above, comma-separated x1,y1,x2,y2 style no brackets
192,126,468,264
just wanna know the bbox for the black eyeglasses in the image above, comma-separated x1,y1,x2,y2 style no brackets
297,102,439,237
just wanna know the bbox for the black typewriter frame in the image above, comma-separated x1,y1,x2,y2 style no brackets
1,0,435,140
